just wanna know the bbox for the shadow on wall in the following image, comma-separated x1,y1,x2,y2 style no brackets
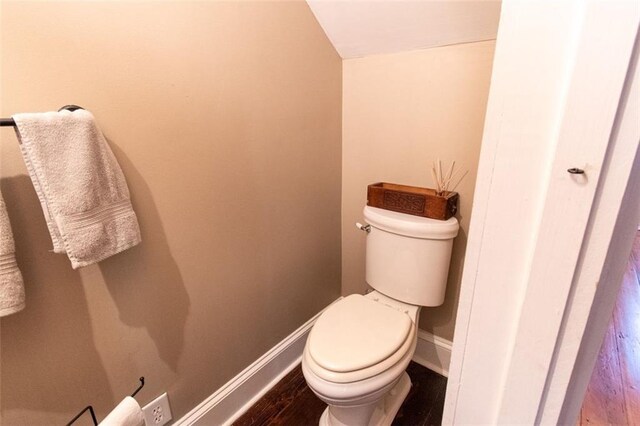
419,210,469,337
99,141,190,373
0,141,190,421
1,174,115,419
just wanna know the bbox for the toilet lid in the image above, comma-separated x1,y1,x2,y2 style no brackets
308,295,412,373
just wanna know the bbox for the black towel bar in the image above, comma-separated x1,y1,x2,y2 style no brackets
0,105,84,127
0,118,15,127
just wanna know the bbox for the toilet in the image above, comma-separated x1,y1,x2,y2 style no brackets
302,206,459,426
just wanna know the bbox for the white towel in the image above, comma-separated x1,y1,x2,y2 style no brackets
99,397,145,426
13,109,141,269
0,191,25,316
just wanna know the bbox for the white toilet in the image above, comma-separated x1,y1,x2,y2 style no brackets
302,206,459,426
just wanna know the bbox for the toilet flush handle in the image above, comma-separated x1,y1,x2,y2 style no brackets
356,222,371,233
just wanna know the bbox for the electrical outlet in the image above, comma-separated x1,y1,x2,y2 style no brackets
142,392,172,426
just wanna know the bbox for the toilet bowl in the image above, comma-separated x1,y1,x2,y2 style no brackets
302,292,420,426
302,206,459,426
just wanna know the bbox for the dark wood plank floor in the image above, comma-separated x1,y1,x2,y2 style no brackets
579,231,640,425
234,361,447,426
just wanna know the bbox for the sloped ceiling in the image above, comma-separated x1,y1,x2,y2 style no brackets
306,0,501,59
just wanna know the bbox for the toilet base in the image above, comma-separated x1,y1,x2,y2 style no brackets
319,372,412,426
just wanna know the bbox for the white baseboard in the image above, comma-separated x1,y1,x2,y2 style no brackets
412,330,453,377
174,298,341,426
175,299,451,425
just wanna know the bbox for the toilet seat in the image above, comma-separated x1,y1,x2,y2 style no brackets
309,294,412,372
305,294,418,384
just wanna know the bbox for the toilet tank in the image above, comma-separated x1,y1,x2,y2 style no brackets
363,206,459,307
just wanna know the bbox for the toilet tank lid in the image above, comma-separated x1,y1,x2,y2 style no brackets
364,206,459,239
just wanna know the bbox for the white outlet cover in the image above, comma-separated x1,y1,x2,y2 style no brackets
142,392,172,426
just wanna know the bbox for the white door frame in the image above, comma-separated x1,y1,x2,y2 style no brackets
443,1,640,424
542,40,640,424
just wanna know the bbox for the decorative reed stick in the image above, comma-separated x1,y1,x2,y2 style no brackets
432,159,468,196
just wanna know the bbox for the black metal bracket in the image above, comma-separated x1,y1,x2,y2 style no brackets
131,377,145,398
66,406,98,426
58,105,84,112
67,376,144,426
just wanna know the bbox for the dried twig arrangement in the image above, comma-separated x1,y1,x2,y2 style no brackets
431,159,468,196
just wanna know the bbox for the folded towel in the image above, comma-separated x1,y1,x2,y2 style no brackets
99,397,145,426
13,109,141,269
0,191,26,316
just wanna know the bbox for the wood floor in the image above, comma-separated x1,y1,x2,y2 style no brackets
234,361,447,426
234,233,640,426
579,231,640,425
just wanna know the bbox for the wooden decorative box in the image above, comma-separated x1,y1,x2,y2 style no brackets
367,182,458,220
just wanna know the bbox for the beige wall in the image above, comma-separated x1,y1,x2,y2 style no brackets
0,1,341,423
342,41,495,341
